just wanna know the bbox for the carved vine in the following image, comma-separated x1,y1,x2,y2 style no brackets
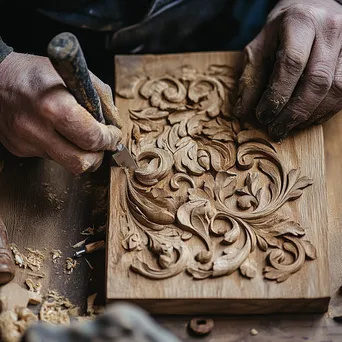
117,64,317,283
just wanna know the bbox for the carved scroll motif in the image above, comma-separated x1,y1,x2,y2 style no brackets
117,65,317,283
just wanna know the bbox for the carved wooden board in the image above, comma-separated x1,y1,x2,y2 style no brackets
106,52,330,314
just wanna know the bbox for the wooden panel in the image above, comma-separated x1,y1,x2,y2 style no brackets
106,52,330,314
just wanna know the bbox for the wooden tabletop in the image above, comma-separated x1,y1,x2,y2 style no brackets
1,113,342,341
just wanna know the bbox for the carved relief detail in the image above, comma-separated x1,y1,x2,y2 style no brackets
117,65,317,283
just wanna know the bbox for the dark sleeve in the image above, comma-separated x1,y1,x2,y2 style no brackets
336,0,342,4
0,36,13,63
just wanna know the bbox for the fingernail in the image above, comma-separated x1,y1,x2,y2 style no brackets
256,109,274,125
268,124,288,142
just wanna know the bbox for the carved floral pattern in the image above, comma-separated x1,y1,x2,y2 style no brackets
117,64,317,283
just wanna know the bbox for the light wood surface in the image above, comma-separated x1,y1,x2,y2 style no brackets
107,52,330,314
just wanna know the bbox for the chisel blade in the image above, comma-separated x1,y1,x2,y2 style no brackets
112,143,138,169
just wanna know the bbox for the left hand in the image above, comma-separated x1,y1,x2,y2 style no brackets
235,0,342,140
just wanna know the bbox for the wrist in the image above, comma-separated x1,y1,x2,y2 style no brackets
0,37,13,64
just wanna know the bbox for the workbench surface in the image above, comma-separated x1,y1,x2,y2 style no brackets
1,114,342,341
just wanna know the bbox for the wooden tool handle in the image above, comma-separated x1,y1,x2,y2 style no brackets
47,32,105,124
85,240,105,254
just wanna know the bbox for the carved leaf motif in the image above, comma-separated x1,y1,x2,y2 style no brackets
222,219,240,244
130,107,169,120
174,137,205,175
170,173,195,190
188,76,225,117
117,74,146,98
285,169,313,201
120,214,143,252
127,181,175,226
135,148,174,186
214,171,237,203
212,237,251,277
200,140,236,172
202,117,236,142
239,257,257,279
131,244,190,280
140,77,187,110
177,197,215,252
301,240,317,260
122,64,318,284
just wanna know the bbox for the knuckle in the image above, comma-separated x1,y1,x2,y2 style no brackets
306,68,333,91
283,5,317,31
39,97,58,116
277,50,306,75
287,104,311,122
326,15,342,33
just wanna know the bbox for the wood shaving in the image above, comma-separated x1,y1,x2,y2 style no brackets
81,227,95,236
19,271,45,279
50,249,62,263
72,238,88,249
10,244,46,272
25,278,42,294
0,307,38,342
64,257,77,274
39,290,78,325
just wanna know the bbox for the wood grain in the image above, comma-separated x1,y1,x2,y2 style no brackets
107,52,330,314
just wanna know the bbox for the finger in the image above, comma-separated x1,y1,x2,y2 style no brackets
304,52,342,126
40,89,122,152
256,17,315,124
41,131,104,174
234,21,279,122
90,72,123,128
268,30,341,140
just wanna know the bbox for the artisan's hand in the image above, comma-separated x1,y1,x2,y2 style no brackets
0,52,122,174
235,0,342,140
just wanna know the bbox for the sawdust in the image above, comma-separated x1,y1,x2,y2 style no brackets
50,249,62,263
64,257,77,275
10,244,46,275
41,183,66,210
39,290,79,325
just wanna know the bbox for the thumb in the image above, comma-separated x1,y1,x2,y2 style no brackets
89,72,123,129
234,21,278,122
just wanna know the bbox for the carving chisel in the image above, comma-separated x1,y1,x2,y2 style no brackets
47,32,137,169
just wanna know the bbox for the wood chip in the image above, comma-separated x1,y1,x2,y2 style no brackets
25,278,42,294
50,249,62,263
64,257,77,275
250,328,259,336
10,244,46,272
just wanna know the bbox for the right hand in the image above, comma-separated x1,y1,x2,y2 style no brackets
0,52,122,174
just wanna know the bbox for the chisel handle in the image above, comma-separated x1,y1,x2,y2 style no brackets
47,32,105,124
